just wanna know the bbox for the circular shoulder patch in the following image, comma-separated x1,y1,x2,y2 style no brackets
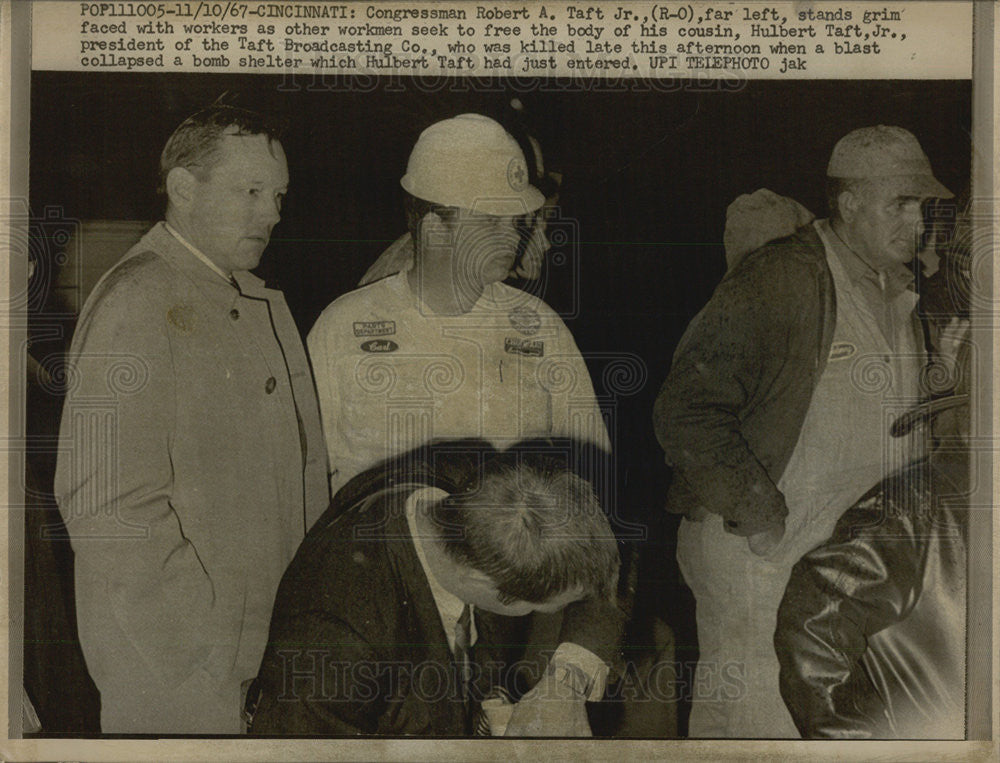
507,156,528,192
508,305,541,335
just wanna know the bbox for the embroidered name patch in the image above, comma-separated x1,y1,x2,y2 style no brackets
360,340,399,353
828,342,857,361
354,320,396,337
508,306,541,336
504,337,544,357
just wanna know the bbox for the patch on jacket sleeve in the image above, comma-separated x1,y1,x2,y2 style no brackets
828,341,856,361
353,320,396,337
504,337,544,357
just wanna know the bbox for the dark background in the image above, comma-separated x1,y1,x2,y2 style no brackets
26,71,972,735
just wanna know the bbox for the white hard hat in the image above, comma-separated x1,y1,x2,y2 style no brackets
401,113,545,216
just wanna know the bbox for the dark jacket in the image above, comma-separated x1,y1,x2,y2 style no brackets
774,447,967,739
653,224,836,535
251,440,625,735
252,482,487,735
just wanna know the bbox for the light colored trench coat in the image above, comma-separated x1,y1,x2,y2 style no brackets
54,223,328,733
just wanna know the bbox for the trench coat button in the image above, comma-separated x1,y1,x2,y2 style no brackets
230,309,240,320
265,376,276,394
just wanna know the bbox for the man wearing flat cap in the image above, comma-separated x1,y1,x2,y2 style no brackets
653,126,953,737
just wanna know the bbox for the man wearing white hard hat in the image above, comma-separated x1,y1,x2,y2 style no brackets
653,126,954,737
306,115,615,735
308,114,609,497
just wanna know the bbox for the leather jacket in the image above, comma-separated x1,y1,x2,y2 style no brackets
774,445,967,739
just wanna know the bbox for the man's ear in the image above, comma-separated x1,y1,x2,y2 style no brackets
837,188,860,224
418,209,452,251
165,166,198,210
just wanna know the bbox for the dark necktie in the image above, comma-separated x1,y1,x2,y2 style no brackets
454,604,474,703
456,606,505,735
456,604,497,734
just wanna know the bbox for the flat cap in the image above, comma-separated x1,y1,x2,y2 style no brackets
827,125,953,199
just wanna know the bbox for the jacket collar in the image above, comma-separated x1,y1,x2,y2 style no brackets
364,486,460,658
405,486,477,649
163,222,232,282
142,222,275,303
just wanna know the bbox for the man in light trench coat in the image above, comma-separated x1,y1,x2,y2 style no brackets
54,105,329,733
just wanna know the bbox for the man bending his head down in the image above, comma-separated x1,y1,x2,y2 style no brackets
250,444,620,736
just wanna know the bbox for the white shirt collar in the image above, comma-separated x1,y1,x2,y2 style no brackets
405,486,477,652
164,222,234,284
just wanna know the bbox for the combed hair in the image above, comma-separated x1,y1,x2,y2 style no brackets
158,103,288,196
430,456,619,605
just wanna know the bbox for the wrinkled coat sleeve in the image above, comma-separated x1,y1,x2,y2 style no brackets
54,269,218,688
774,506,921,738
558,596,627,673
652,252,810,534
